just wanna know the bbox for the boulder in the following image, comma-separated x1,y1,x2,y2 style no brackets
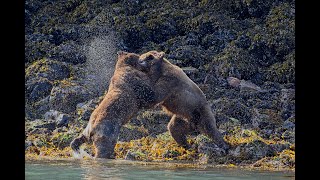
25,58,71,81
229,140,274,161
44,110,70,127
76,97,102,121
49,41,86,64
25,78,53,103
49,85,92,114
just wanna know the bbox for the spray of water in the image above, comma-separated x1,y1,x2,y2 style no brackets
73,148,93,159
83,32,119,96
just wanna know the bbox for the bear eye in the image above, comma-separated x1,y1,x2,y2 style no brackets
138,60,147,67
146,54,154,61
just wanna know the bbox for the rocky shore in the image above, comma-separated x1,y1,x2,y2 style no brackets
25,0,295,171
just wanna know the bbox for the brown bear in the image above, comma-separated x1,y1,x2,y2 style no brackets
70,51,158,158
136,51,230,150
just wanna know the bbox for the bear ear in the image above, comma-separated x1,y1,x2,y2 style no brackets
157,51,165,59
117,51,128,58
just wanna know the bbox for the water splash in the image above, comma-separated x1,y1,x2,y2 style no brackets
73,148,93,159
83,32,119,96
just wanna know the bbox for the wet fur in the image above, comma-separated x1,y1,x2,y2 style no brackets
70,52,157,158
138,51,230,150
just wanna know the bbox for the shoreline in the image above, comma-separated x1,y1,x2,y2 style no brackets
25,153,295,172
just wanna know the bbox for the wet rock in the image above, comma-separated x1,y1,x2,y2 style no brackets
124,150,145,161
162,150,181,159
266,52,295,84
198,142,226,157
49,85,92,114
230,140,274,161
25,36,55,63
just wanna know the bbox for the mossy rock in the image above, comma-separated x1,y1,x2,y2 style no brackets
265,51,295,84
25,58,71,81
136,110,170,137
212,45,259,80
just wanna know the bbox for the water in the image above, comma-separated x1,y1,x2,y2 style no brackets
83,32,119,96
25,159,294,180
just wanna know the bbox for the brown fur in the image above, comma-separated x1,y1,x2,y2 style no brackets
70,51,157,158
137,51,230,150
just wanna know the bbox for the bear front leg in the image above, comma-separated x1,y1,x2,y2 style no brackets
92,121,121,159
93,135,117,159
167,115,191,149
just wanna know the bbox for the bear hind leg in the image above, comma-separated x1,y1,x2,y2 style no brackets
168,115,191,149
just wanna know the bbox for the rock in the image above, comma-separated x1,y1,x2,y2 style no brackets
34,122,56,130
280,89,295,120
76,98,101,121
202,29,236,52
282,119,295,130
212,98,252,125
181,67,199,79
137,110,170,137
198,142,226,157
239,80,263,92
25,36,55,63
162,150,181,159
25,140,33,150
167,45,208,68
56,114,70,127
212,46,259,81
118,126,148,142
281,130,295,143
235,34,251,49
227,77,241,88
251,108,283,129
246,0,273,18
25,78,53,103
49,85,92,114
44,110,70,127
268,143,290,154
230,140,274,161
124,150,145,161
49,41,86,64
25,96,51,120
26,59,71,81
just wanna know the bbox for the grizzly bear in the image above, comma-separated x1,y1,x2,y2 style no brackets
136,51,230,150
70,51,157,158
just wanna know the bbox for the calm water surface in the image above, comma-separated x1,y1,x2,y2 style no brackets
25,159,294,180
